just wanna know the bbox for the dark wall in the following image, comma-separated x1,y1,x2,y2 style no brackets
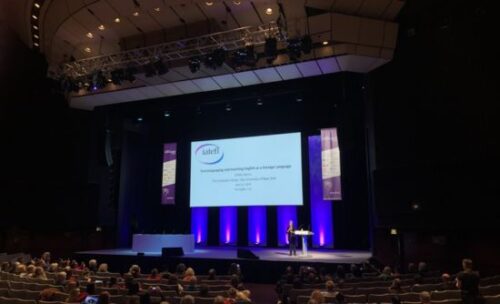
0,18,97,255
369,0,499,271
93,73,371,250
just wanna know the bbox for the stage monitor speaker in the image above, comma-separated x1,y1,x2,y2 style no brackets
162,247,184,257
237,249,259,260
137,252,145,256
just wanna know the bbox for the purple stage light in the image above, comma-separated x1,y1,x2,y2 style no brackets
248,206,266,246
220,207,237,245
191,207,208,245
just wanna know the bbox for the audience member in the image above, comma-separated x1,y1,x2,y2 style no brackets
180,295,195,304
97,263,109,273
208,268,217,280
456,259,481,304
88,259,98,273
419,291,431,304
183,267,197,283
176,263,187,277
441,273,455,290
213,296,225,304
199,284,209,297
39,287,60,301
388,278,403,293
55,271,67,286
379,266,393,280
66,287,80,302
99,291,110,304
33,266,48,280
129,264,141,278
321,280,337,297
149,268,160,280
310,290,325,304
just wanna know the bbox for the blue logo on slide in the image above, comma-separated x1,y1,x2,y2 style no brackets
195,144,224,164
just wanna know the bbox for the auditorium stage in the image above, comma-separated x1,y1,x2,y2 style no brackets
75,247,370,283
77,247,371,264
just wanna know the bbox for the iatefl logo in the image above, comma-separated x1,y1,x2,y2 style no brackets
195,143,224,164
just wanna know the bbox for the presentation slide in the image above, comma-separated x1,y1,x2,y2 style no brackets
190,132,303,207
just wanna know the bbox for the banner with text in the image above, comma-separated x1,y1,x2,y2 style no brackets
161,143,177,205
321,128,342,200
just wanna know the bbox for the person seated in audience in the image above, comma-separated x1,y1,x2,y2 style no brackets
225,288,238,303
230,274,240,289
180,295,195,304
139,291,151,304
228,263,242,280
391,295,402,304
39,287,60,301
128,280,141,295
88,259,98,273
350,264,362,278
441,273,455,290
456,258,481,304
213,296,225,304
148,268,160,280
419,291,431,304
388,278,403,293
198,284,209,297
86,282,97,295
235,290,251,303
321,280,338,297
22,264,36,278
66,287,81,303
98,291,110,304
335,265,346,281
176,263,187,277
49,262,59,273
129,264,142,278
408,263,417,274
41,252,51,265
379,266,393,280
98,263,109,273
183,267,197,283
208,268,217,280
334,293,345,304
310,290,325,304
15,263,26,275
81,269,92,282
55,271,67,286
418,262,428,276
33,266,48,280
148,286,165,302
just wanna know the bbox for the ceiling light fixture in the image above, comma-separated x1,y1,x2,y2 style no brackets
114,17,121,23
265,8,273,15
133,11,140,16
86,32,94,39
98,24,105,30
205,2,214,6
233,1,241,5
322,41,329,45
32,14,38,20
84,47,91,53
33,42,39,47
154,7,160,12
33,25,38,30
34,3,40,8
33,34,39,39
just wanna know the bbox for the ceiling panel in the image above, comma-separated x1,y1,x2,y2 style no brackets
212,74,241,89
316,57,341,74
155,83,183,96
233,71,262,86
358,0,393,19
332,0,364,15
172,66,209,78
192,78,221,91
171,3,206,25
251,2,280,25
275,64,302,80
254,67,282,83
136,86,164,99
296,61,322,77
174,80,202,94
160,70,188,82
229,1,262,27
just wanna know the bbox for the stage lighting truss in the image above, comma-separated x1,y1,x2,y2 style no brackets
56,22,284,80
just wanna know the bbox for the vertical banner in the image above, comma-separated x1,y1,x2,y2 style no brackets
321,128,342,200
308,135,334,248
161,143,177,205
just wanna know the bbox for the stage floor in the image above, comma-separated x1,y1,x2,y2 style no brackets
77,247,371,264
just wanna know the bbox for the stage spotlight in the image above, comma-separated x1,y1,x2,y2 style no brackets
136,117,143,122
225,103,232,111
91,71,105,91
232,45,256,67
301,35,312,54
204,48,226,70
256,98,263,106
390,228,398,235
143,62,156,77
110,69,124,85
124,66,138,82
188,57,201,73
264,37,278,64
154,59,168,75
411,201,422,211
164,111,171,117
287,38,302,61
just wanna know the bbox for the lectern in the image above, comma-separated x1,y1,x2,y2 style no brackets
293,230,314,256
